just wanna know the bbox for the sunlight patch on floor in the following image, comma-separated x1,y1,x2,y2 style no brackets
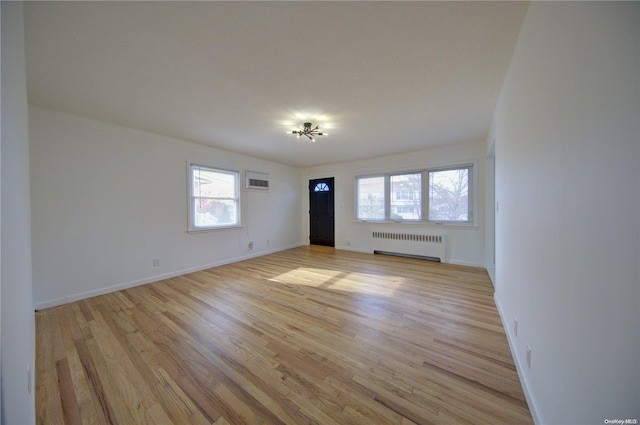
268,267,404,297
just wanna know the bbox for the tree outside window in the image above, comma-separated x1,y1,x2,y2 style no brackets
355,165,472,224
356,176,385,220
428,167,470,222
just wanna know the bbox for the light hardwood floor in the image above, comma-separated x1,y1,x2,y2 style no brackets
36,245,532,424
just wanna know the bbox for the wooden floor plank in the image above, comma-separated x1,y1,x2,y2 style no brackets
36,246,532,424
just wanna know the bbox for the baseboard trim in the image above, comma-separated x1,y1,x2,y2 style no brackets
34,243,303,310
446,259,485,268
494,294,545,425
335,245,370,254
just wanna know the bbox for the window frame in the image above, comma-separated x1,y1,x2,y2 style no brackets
389,171,423,222
188,163,241,232
354,163,474,226
427,164,473,224
355,174,386,221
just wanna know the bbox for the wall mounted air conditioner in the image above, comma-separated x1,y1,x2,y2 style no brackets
246,171,269,190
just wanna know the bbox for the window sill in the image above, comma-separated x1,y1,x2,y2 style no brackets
354,220,477,229
188,225,243,233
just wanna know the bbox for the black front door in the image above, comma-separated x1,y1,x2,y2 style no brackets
309,177,335,247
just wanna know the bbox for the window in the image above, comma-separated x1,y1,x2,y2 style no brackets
355,164,472,224
356,176,385,220
314,182,330,192
189,164,240,230
390,173,421,220
428,167,470,222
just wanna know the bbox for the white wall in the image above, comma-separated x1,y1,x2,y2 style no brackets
30,107,303,308
1,2,36,424
490,2,640,424
302,141,486,267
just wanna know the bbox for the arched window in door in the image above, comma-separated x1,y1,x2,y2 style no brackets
314,182,330,192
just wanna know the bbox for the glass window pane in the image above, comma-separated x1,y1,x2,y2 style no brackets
190,165,239,230
356,176,385,220
390,173,421,220
215,199,237,225
193,199,239,227
428,168,469,221
314,182,330,192
194,198,215,228
192,166,236,197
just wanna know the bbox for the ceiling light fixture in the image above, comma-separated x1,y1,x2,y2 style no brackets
291,122,327,142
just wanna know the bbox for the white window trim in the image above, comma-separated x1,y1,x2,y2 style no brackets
389,170,423,222
427,164,473,225
187,162,241,232
354,162,477,227
355,174,386,222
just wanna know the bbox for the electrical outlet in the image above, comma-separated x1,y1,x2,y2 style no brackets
514,317,519,337
526,344,532,368
152,258,160,267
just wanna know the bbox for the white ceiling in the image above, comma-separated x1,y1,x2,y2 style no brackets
24,1,528,168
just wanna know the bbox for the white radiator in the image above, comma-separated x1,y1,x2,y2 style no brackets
371,230,447,262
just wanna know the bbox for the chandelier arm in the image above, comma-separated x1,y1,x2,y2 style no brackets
292,122,324,140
